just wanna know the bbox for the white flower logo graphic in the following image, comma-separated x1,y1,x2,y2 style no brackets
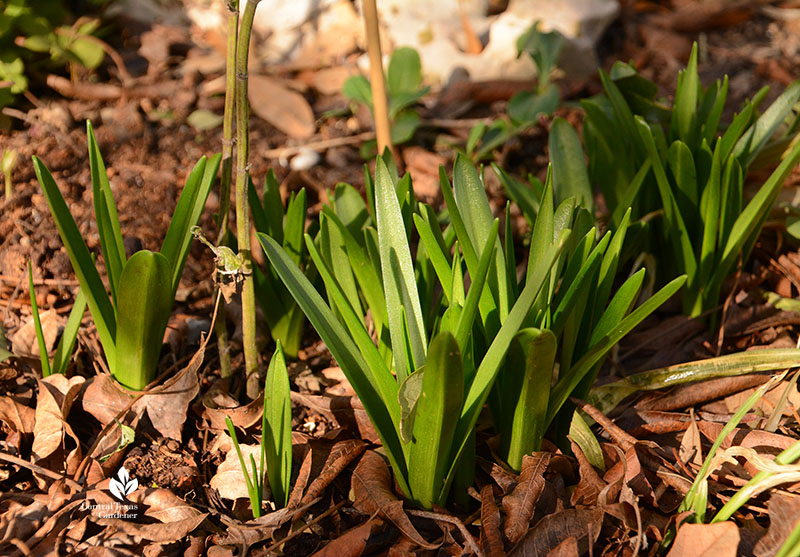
109,467,138,501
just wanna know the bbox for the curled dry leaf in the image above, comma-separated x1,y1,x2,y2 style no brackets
502,452,551,545
351,450,437,550
202,383,264,430
13,309,60,358
31,376,84,482
754,494,800,557
667,521,740,557
129,487,205,523
570,440,606,507
97,513,207,543
249,75,315,139
480,485,505,557
0,496,48,545
300,439,367,506
312,518,391,557
210,439,268,501
510,508,604,556
0,394,35,433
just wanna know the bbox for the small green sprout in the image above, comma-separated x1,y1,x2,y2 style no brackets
3,149,18,199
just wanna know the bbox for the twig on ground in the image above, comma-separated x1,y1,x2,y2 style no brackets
0,452,83,491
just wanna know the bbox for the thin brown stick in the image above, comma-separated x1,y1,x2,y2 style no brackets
361,0,392,155
0,451,83,491
0,275,79,287
407,509,483,557
263,499,346,554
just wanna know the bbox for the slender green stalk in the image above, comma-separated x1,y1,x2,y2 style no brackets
361,0,392,155
234,0,261,398
214,0,239,379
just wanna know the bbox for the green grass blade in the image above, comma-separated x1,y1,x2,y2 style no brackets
264,170,285,242
375,158,427,381
161,153,221,297
671,43,699,146
114,251,172,390
51,285,87,375
87,121,126,304
455,219,499,354
320,212,362,317
33,155,116,368
28,262,52,377
492,163,540,225
718,102,755,161
409,331,463,509
413,213,452,305
549,117,593,210
592,209,631,323
225,416,261,518
733,80,800,168
258,233,409,494
284,189,307,265
702,75,728,145
263,341,292,508
503,328,556,471
711,138,800,290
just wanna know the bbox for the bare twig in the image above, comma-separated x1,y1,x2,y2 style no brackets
0,451,83,491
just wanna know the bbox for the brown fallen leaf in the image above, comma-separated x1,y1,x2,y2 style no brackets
210,439,268,502
97,513,207,543
292,392,380,443
503,453,551,545
351,450,437,550
202,382,265,430
300,438,366,506
129,488,205,523
639,374,770,413
668,522,740,557
570,440,606,507
754,494,800,557
510,508,604,556
249,75,315,138
312,518,393,556
32,376,84,485
480,485,505,557
13,309,60,358
0,394,35,433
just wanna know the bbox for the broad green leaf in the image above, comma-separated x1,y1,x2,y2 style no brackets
508,85,559,127
413,213,452,304
161,153,220,297
87,121,126,304
718,102,755,161
28,262,51,377
570,411,605,471
33,155,116,368
453,155,509,321
258,233,409,495
503,328,556,471
263,342,292,508
342,75,372,108
375,158,427,381
409,331,462,509
51,285,87,375
319,212,362,318
263,170,285,243
390,110,421,144
549,117,592,210
592,209,631,323
667,140,698,218
114,251,172,390
387,46,423,97
697,141,722,295
702,75,728,145
516,23,564,82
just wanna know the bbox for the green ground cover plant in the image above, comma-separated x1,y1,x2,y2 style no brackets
467,21,563,160
33,122,220,390
0,0,109,116
583,43,800,317
343,46,430,153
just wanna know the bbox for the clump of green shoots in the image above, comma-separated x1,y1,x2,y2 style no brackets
225,342,292,517
33,122,220,390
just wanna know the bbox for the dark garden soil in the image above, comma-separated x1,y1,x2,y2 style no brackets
2,1,800,555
